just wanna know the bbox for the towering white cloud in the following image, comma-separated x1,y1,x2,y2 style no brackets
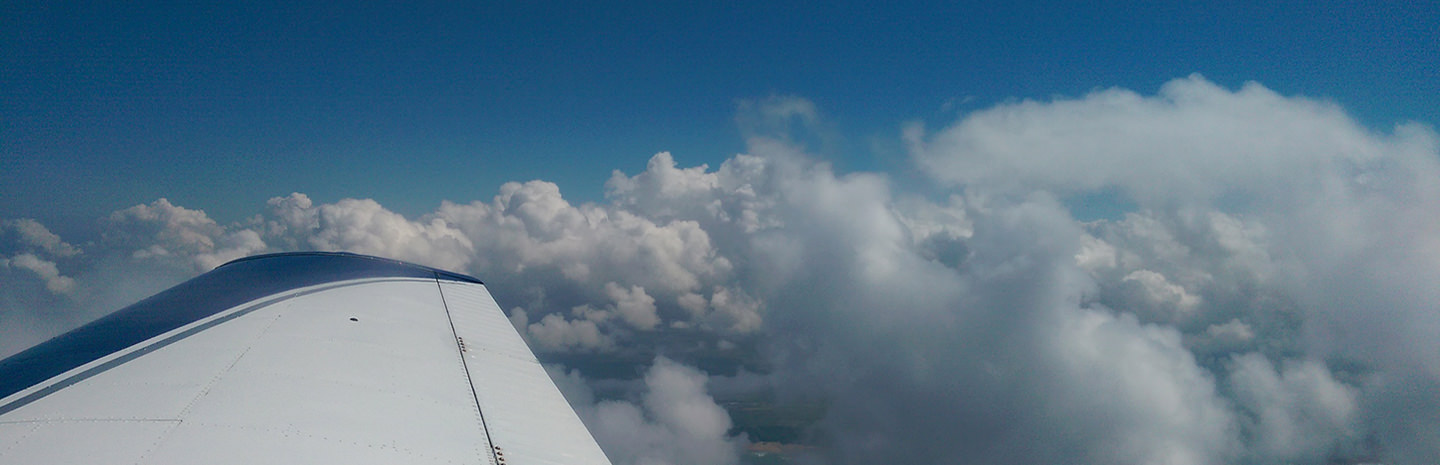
907,74,1440,462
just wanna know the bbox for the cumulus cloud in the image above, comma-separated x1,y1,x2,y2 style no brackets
908,74,1436,209
440,179,732,292
606,282,660,330
555,358,747,465
763,190,1240,464
1121,268,1202,318
704,286,762,334
905,74,1440,462
1190,318,1257,354
527,306,615,352
105,198,269,271
3,253,76,295
3,219,81,258
0,220,81,297
1229,354,1362,463
4,75,1438,464
267,193,474,271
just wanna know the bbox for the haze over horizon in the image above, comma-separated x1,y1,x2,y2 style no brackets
4,2,1440,464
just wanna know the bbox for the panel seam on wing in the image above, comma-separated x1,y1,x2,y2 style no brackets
435,276,502,465
132,311,285,464
0,421,42,458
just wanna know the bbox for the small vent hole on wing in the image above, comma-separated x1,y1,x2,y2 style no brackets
349,317,358,322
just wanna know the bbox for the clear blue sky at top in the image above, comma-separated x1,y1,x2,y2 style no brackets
3,0,1436,235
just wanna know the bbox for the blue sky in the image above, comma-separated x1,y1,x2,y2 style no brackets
3,0,1437,233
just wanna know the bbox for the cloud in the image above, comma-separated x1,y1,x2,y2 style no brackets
554,358,747,465
439,179,733,293
908,74,1437,210
104,198,269,271
267,193,474,271
734,95,831,148
4,75,1438,464
606,282,660,330
1190,318,1257,354
2,253,76,295
1120,268,1202,319
3,219,80,258
0,220,81,297
529,313,612,351
1228,354,1362,463
907,74,1440,462
703,286,762,334
760,188,1239,464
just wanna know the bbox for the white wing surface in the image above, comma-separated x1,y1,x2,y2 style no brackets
0,252,612,465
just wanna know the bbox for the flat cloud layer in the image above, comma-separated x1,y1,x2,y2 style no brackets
3,76,1437,464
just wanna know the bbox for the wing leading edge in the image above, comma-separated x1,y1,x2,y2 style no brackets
0,252,612,465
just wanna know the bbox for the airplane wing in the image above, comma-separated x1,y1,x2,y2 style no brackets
0,252,612,465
